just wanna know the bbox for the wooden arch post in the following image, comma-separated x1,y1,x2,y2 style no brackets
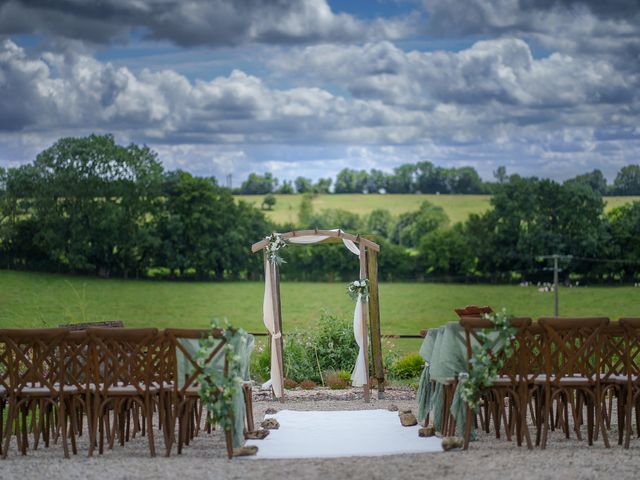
252,229,385,402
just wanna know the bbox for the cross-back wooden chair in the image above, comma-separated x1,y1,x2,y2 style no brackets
537,317,610,449
0,328,72,458
598,322,627,444
619,318,640,448
163,328,234,458
0,331,10,458
460,317,533,449
86,327,161,457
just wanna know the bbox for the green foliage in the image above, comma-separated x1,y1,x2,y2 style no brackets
324,370,351,389
366,208,394,239
419,224,475,278
297,192,314,227
262,193,277,210
613,165,640,195
277,181,294,195
392,201,449,247
197,320,247,434
250,311,359,384
460,309,517,411
239,172,277,194
388,353,425,380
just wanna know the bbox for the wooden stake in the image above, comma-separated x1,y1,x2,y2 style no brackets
367,248,385,399
359,243,371,403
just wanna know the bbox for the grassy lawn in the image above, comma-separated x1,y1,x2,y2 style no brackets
236,194,640,226
1,270,638,353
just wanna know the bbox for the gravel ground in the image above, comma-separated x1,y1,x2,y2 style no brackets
2,387,640,480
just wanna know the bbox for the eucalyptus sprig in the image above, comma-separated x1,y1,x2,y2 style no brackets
196,319,247,433
266,233,287,265
460,309,517,411
347,278,369,302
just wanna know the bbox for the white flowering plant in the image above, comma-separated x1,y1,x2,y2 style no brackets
347,278,370,302
460,309,517,411
266,233,287,265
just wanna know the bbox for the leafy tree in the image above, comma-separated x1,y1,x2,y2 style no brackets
606,201,640,281
366,209,394,239
5,134,163,277
298,193,314,227
493,166,507,183
565,169,607,195
448,167,485,194
314,177,332,194
277,180,294,194
387,164,416,193
612,165,640,195
391,201,449,247
262,193,277,210
419,224,474,278
309,209,362,232
155,170,268,279
334,168,368,193
294,176,313,193
239,172,278,194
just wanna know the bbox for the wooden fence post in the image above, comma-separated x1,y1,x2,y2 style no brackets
367,248,385,399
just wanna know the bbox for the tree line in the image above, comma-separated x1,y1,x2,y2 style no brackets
1,135,638,283
236,163,640,196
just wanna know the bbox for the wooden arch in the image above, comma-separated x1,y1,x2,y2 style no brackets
252,229,385,402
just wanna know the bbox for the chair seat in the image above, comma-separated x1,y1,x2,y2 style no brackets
16,383,80,396
491,375,521,386
533,375,592,386
602,374,629,384
96,383,159,395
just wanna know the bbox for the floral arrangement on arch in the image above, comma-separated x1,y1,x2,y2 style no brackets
347,278,370,302
266,233,287,265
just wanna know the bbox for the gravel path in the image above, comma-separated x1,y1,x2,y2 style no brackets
2,387,640,480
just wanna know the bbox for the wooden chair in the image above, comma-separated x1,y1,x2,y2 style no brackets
619,318,640,448
86,327,161,457
598,322,627,445
163,328,234,458
460,317,533,449
537,317,610,449
0,328,72,458
455,305,493,319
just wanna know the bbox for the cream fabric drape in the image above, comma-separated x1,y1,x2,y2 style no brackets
263,256,283,398
261,229,368,398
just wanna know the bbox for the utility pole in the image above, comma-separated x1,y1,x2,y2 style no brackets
540,254,573,317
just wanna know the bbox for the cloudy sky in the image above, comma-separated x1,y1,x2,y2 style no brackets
1,0,639,184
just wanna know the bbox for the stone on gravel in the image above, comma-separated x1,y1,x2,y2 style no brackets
442,437,463,451
399,412,417,426
398,409,412,416
245,430,270,440
265,407,278,414
388,404,399,412
233,445,259,457
261,418,280,429
419,426,435,437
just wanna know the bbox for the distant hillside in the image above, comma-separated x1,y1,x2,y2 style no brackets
234,194,639,225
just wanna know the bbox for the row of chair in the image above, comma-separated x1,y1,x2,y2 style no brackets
0,327,255,459
444,317,640,449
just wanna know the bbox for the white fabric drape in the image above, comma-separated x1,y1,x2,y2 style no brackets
263,256,283,398
287,229,360,256
261,229,368,396
351,294,368,386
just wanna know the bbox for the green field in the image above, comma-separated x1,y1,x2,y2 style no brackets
236,194,640,225
1,271,637,352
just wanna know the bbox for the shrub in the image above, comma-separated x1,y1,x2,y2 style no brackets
314,311,358,373
324,370,351,389
284,378,298,389
388,353,425,380
299,379,317,390
250,342,271,383
283,332,317,383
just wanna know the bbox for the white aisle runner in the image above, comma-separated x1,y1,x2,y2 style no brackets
244,410,443,459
